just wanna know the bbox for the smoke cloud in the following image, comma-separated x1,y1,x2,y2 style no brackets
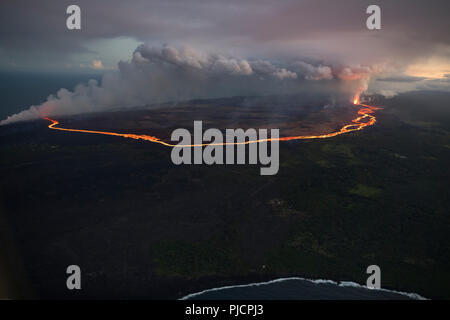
0,44,381,125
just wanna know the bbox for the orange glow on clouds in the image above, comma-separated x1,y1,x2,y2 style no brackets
406,57,450,79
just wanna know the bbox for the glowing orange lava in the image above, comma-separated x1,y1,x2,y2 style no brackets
44,102,381,147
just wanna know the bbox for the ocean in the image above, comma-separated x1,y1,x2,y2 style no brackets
0,72,101,121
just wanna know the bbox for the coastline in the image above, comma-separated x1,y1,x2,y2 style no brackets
177,275,428,301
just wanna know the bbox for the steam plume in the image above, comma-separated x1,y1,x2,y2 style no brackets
0,44,381,125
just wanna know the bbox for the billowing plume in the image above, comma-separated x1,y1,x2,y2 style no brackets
0,44,382,125
293,62,333,81
335,64,384,102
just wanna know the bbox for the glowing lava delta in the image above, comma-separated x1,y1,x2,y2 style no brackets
44,100,381,147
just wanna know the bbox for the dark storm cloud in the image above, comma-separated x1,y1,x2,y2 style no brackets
1,0,449,65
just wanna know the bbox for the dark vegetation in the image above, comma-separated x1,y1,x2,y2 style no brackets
0,92,449,299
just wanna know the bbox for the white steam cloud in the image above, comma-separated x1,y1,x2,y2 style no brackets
0,44,381,125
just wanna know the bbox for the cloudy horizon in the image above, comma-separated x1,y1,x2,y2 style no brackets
1,0,450,124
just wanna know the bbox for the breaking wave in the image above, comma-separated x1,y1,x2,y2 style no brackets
180,276,427,300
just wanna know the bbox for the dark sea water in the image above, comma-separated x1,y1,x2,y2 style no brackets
0,72,101,121
181,278,426,300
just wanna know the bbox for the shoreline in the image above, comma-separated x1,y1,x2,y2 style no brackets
177,275,428,300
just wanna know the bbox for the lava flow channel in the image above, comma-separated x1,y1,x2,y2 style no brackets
44,102,381,147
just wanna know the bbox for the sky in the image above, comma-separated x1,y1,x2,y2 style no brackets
1,0,450,124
